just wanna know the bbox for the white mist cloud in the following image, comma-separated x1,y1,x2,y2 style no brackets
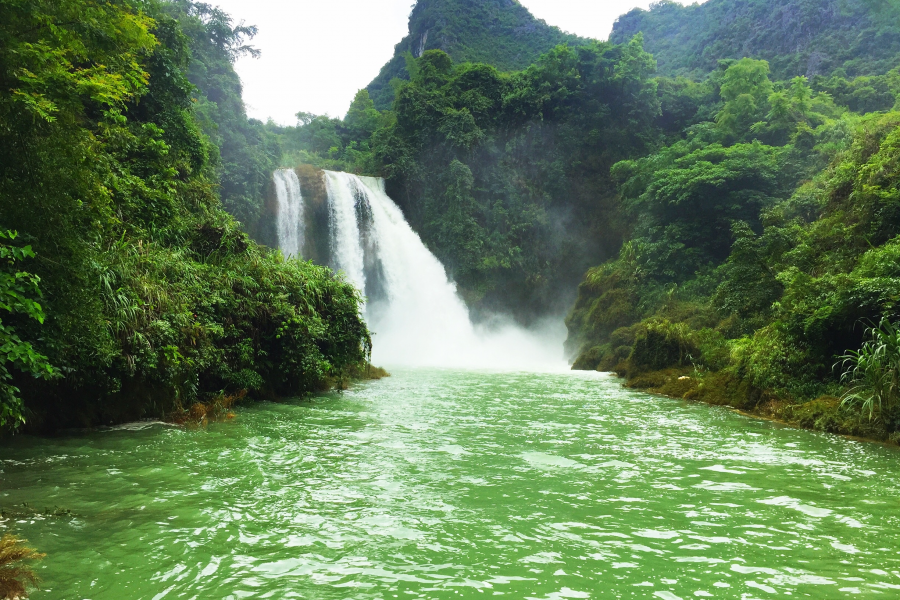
522,0,705,40
207,0,707,125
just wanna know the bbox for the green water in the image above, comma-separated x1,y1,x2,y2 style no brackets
2,369,900,599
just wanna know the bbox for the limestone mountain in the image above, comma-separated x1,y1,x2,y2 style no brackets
610,0,900,80
366,0,585,109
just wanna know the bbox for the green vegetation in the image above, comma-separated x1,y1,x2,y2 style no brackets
838,318,900,423
0,232,57,428
611,0,900,82
267,0,900,441
0,0,369,432
271,89,392,176
366,0,586,109
284,36,662,318
166,1,282,243
566,49,900,439
2,0,899,441
376,38,662,318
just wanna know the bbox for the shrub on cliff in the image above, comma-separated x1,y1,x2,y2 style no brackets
628,319,699,373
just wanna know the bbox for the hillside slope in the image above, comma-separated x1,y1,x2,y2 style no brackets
610,0,900,80
366,0,585,109
0,0,369,432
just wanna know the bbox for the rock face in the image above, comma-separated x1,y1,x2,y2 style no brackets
366,0,585,109
610,0,900,80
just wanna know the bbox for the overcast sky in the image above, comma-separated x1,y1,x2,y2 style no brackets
208,0,705,124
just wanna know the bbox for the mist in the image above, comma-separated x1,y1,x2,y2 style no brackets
275,168,571,371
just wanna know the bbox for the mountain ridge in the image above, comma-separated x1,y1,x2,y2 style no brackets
365,0,586,109
610,0,900,80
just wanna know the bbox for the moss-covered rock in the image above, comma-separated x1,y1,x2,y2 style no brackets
630,320,698,372
570,345,602,370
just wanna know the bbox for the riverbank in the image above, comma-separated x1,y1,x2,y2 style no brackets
619,365,900,446
163,361,389,426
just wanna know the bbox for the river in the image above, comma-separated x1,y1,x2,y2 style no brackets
2,369,900,598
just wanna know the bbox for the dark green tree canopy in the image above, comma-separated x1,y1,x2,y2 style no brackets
366,0,587,109
0,0,370,432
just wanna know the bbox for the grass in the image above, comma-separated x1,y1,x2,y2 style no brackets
167,389,246,426
0,534,43,599
837,318,900,421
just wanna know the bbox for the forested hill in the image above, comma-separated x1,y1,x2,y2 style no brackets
611,0,900,81
366,0,585,109
171,1,281,243
0,0,370,432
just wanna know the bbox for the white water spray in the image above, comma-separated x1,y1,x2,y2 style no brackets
273,169,304,258
324,171,367,295
275,168,566,370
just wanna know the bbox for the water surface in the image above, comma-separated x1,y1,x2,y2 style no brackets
2,369,900,598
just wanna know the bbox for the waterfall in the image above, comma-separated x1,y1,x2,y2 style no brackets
273,169,304,258
324,171,367,294
275,168,565,369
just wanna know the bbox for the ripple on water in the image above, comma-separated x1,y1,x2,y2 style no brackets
2,368,900,599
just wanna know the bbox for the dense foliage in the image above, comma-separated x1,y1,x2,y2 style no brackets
612,0,900,82
566,47,900,435
366,0,585,109
0,232,55,428
3,0,899,437
381,39,663,316
281,37,663,319
275,0,900,343
164,0,282,243
0,0,369,431
178,0,900,436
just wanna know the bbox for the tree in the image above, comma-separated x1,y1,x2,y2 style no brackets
0,232,55,428
165,0,280,236
716,58,773,140
344,90,381,140
613,140,782,280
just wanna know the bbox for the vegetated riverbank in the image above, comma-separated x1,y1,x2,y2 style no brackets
567,103,900,446
610,362,898,445
164,362,388,426
0,0,374,435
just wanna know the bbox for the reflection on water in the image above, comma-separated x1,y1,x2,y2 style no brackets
2,369,900,598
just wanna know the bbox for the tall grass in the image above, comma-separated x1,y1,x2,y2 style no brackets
0,534,44,599
837,318,900,421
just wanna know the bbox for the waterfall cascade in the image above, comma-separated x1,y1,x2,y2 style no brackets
273,169,304,258
273,168,564,369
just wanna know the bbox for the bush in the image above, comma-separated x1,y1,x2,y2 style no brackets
0,534,44,599
695,328,731,371
629,319,699,372
837,317,900,422
729,324,822,399
571,345,605,370
0,231,56,428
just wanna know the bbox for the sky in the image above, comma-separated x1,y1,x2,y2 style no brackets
208,0,705,125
